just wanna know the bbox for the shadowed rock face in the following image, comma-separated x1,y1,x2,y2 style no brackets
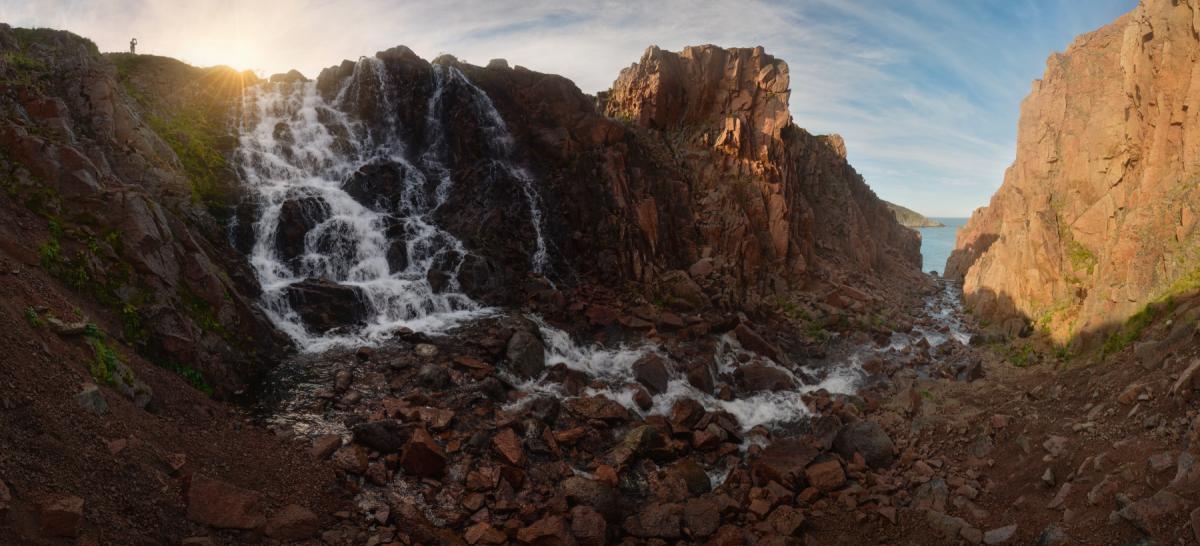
0,25,286,395
314,44,921,314
946,0,1200,343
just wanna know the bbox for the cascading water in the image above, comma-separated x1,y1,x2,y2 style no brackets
441,66,552,275
237,59,524,351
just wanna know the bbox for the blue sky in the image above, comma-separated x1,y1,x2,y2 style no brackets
2,0,1138,216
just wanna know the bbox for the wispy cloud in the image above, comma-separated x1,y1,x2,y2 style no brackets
0,0,1138,216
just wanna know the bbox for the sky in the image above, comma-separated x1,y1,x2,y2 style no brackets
1,0,1138,216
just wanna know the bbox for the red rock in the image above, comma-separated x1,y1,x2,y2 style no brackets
624,502,683,539
492,428,526,466
516,515,569,544
734,323,782,361
187,474,264,530
683,496,722,538
264,504,319,541
632,353,671,394
752,438,819,488
332,445,369,474
766,505,805,536
804,459,845,492
312,436,345,460
669,398,706,429
564,395,630,422
400,428,446,478
38,495,84,537
465,522,507,545
570,505,607,546
632,387,653,411
585,305,619,326
735,362,796,393
595,465,618,488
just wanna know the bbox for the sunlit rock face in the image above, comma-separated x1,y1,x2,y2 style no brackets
947,0,1200,344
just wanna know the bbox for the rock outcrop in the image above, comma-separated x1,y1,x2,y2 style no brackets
885,201,944,228
314,45,921,316
946,0,1200,344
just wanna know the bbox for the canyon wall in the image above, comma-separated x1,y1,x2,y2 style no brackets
947,0,1200,344
317,45,922,315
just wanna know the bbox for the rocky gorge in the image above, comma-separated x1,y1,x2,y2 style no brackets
6,1,1200,544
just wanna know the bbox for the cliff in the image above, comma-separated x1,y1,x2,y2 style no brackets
884,201,944,228
0,25,285,395
947,0,1200,345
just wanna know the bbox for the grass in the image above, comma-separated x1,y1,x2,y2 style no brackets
24,307,43,328
1007,344,1035,367
1100,297,1174,358
146,109,230,208
83,324,118,385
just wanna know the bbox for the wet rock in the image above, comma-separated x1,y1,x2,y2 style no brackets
752,438,819,488
186,474,265,530
805,459,845,491
529,396,561,424
735,362,795,393
570,505,607,546
565,395,630,423
685,362,716,394
38,495,84,537
612,425,666,465
351,419,412,453
284,278,369,333
400,428,446,478
465,522,507,545
632,387,653,411
669,398,706,429
832,420,895,469
415,343,439,359
506,326,546,379
492,428,526,466
632,353,670,394
264,504,319,541
734,323,782,361
417,363,451,390
75,384,107,416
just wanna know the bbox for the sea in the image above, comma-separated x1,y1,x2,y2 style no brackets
916,217,969,275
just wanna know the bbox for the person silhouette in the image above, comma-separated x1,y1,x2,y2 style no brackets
130,38,137,54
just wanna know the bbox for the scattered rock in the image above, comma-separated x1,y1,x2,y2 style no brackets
632,353,671,394
311,434,343,460
983,524,1017,545
1118,489,1188,534
492,428,526,466
805,459,845,492
400,428,446,478
351,419,412,453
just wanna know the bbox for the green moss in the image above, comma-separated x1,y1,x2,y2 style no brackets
24,307,43,328
145,110,230,208
1066,239,1097,275
1007,344,1035,367
157,359,213,396
83,324,119,385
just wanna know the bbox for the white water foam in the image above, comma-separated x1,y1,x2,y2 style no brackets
238,59,514,351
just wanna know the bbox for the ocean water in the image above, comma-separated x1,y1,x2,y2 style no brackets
916,217,968,275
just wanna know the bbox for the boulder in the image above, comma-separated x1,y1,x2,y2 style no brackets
186,474,264,530
351,419,412,453
804,459,845,491
565,395,630,423
735,362,795,393
400,428,446,478
632,353,671,394
284,278,370,333
561,477,619,521
832,420,895,469
506,327,546,379
752,438,819,488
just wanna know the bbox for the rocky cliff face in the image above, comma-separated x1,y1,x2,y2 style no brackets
947,0,1200,344
0,25,284,394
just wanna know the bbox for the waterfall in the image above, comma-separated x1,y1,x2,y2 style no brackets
237,58,514,351
440,66,552,275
